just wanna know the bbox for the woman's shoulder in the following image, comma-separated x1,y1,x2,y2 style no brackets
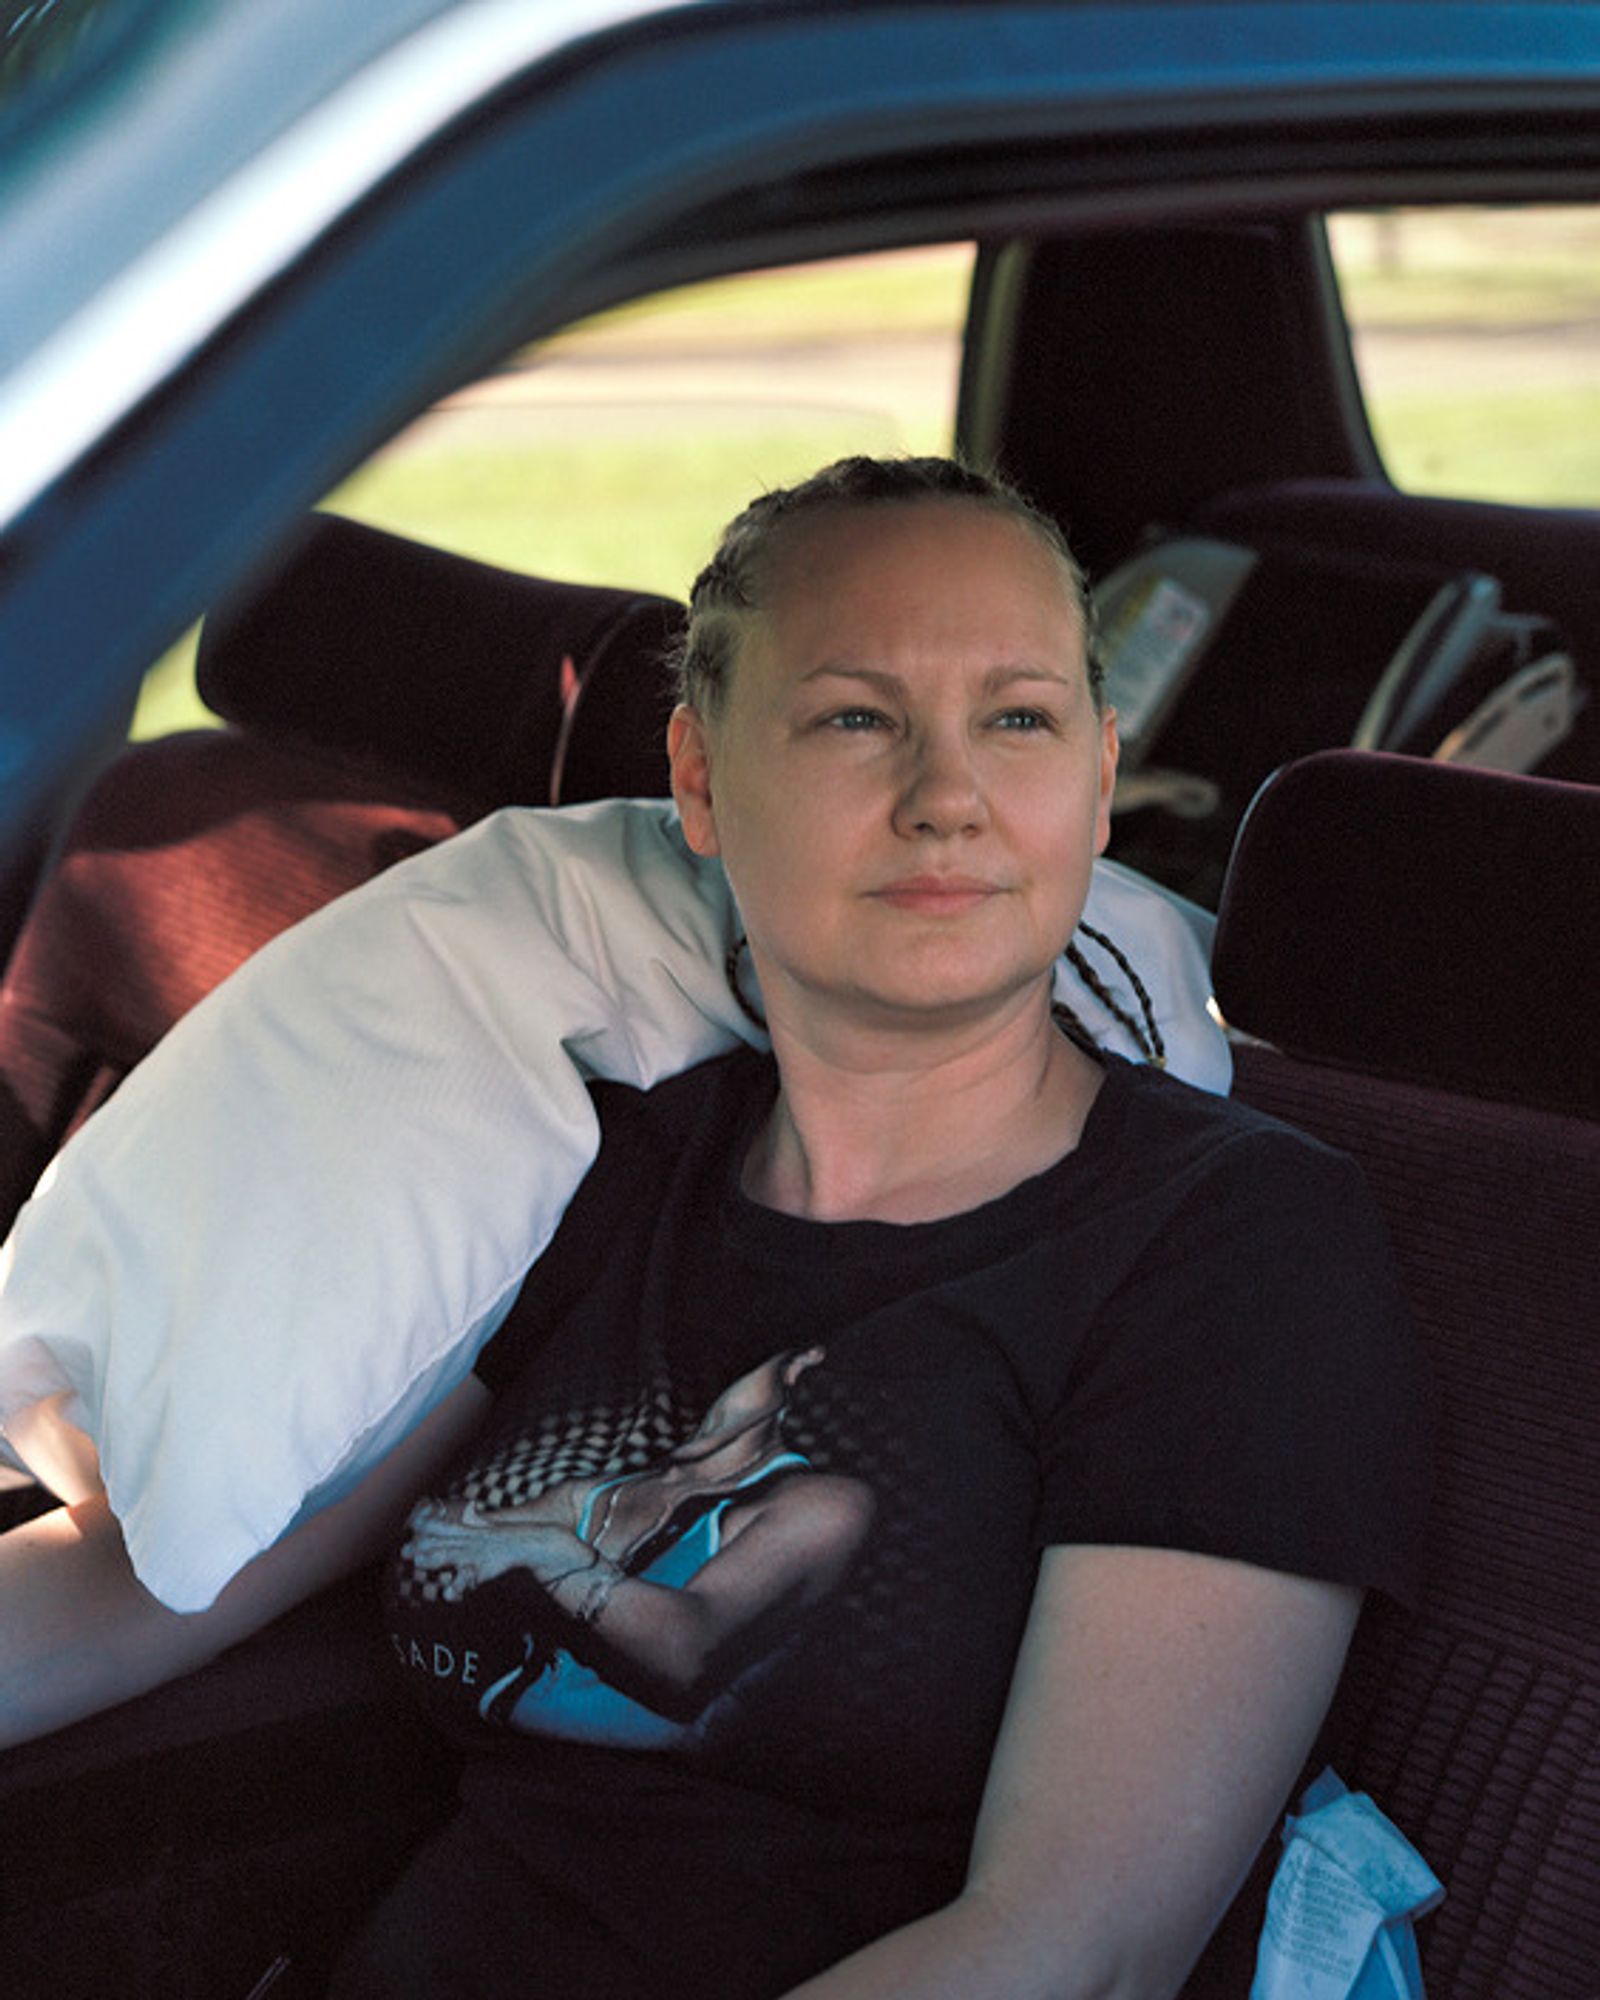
1098,1050,1349,1166
1079,1054,1377,1237
588,1045,774,1152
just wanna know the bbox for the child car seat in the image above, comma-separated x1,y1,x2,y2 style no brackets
1098,531,1579,908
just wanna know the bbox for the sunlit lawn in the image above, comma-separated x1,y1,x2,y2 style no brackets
535,251,974,353
1331,206,1600,498
331,424,924,593
1368,384,1600,505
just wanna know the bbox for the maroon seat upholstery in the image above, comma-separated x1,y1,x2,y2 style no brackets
0,514,685,1234
1182,750,1600,2000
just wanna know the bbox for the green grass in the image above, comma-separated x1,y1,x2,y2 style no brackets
1366,384,1600,506
533,248,975,356
1330,210,1600,499
133,629,207,740
332,426,932,591
1337,263,1600,328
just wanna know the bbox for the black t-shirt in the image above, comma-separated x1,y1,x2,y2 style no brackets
378,1048,1427,1978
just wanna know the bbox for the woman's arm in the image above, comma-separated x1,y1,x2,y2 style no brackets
779,1543,1359,2000
0,1375,490,1751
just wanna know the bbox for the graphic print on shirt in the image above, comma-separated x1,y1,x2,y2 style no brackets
393,1347,876,1751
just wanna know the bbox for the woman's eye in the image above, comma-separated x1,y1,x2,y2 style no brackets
826,707,891,732
994,707,1053,732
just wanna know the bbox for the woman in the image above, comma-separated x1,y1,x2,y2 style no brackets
327,456,1425,1998
2,457,1426,1999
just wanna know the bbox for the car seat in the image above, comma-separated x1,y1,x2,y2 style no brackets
0,513,685,1237
1180,749,1600,2000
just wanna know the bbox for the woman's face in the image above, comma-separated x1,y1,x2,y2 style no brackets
669,498,1117,1042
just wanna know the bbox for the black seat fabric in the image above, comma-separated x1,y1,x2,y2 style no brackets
0,515,686,1235
197,515,683,813
1214,749,1600,1119
1182,750,1600,1999
0,1567,461,1999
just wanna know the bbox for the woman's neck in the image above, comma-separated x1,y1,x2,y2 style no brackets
744,997,1104,1224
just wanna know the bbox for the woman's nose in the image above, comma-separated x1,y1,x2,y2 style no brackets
890,729,989,838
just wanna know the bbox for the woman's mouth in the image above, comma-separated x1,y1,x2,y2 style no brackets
869,876,1003,915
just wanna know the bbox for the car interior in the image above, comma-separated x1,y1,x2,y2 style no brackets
1,204,1598,1998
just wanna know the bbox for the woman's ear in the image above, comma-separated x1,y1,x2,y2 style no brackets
1093,706,1120,857
668,704,721,857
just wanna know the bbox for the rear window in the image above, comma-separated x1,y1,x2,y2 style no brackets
1328,204,1600,506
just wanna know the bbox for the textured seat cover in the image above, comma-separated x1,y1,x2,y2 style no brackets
1183,750,1600,1999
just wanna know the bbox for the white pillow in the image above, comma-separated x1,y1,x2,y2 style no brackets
0,798,1227,1610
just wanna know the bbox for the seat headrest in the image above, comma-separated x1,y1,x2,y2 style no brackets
1213,749,1600,1119
196,514,685,809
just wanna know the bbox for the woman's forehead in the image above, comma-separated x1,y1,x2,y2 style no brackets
756,499,1088,657
766,492,1052,573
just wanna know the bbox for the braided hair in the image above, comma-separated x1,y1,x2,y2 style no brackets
1060,924,1167,1068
